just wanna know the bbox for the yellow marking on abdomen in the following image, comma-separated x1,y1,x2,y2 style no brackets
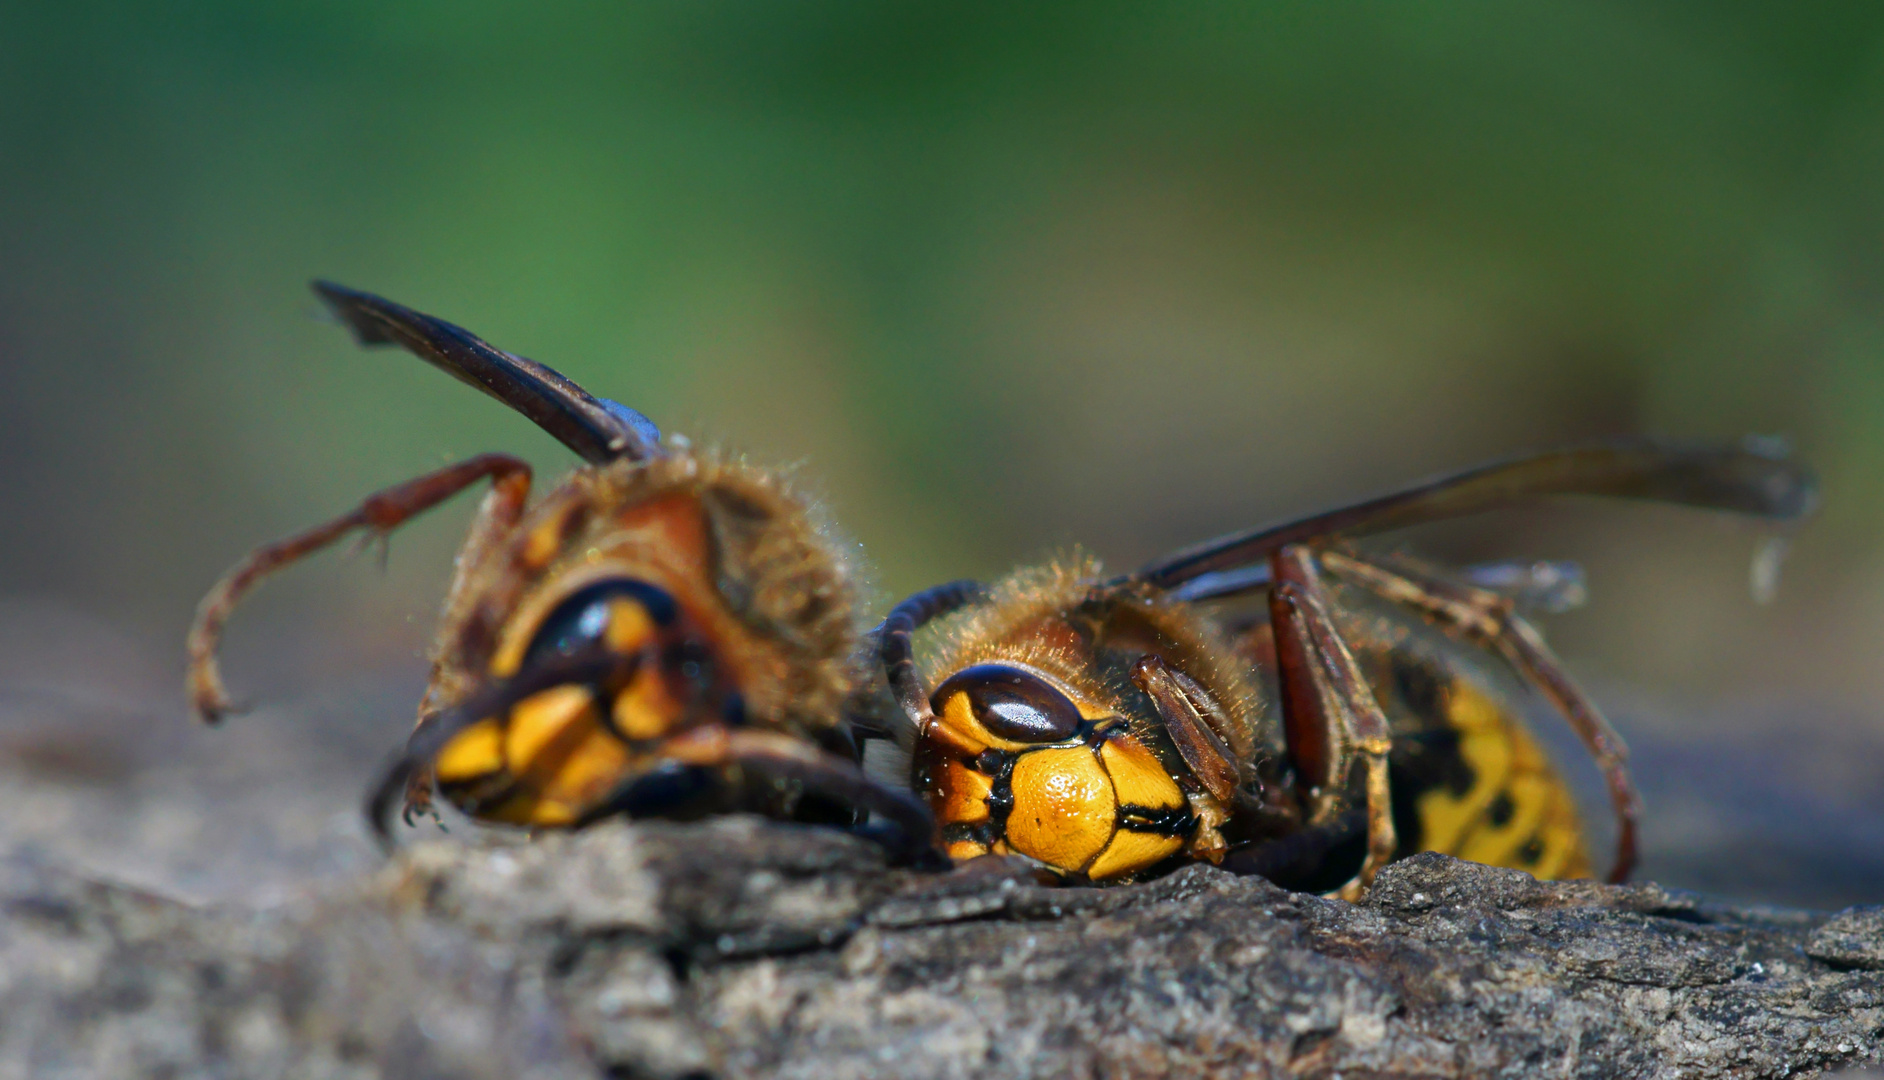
1411,682,1511,854
1454,773,1551,867
1412,680,1591,880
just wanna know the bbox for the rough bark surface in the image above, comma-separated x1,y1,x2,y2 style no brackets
3,818,1882,1080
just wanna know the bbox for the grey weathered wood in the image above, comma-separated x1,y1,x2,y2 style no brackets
2,818,1880,1079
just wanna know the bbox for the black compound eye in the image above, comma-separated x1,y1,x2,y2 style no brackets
932,664,1083,744
520,578,678,669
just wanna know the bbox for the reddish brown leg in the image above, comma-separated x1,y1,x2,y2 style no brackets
1133,653,1256,864
1131,654,1244,806
1318,548,1640,884
1268,546,1398,899
187,453,533,725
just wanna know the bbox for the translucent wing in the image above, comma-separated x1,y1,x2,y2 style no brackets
313,280,661,464
1137,439,1817,592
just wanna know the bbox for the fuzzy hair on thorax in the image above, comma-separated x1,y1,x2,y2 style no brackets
420,445,863,737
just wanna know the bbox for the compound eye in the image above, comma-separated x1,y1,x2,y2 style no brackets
520,578,678,670
932,664,1082,744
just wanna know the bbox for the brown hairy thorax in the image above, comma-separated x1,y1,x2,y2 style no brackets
422,448,861,739
925,554,1265,762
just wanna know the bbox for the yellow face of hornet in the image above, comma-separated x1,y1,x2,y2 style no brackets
421,455,858,827
910,560,1265,881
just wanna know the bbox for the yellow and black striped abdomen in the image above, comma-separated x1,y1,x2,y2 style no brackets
1373,649,1592,881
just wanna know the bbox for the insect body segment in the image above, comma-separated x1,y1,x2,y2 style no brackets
1238,617,1595,882
1410,678,1590,879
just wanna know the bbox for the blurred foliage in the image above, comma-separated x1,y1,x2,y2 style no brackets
5,2,1884,714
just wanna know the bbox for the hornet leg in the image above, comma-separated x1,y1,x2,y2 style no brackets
1319,547,1638,883
1268,545,1398,900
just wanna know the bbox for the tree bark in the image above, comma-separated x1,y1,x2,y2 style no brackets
2,818,1880,1079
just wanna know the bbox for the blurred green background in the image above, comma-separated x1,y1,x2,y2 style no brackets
5,2,1884,905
